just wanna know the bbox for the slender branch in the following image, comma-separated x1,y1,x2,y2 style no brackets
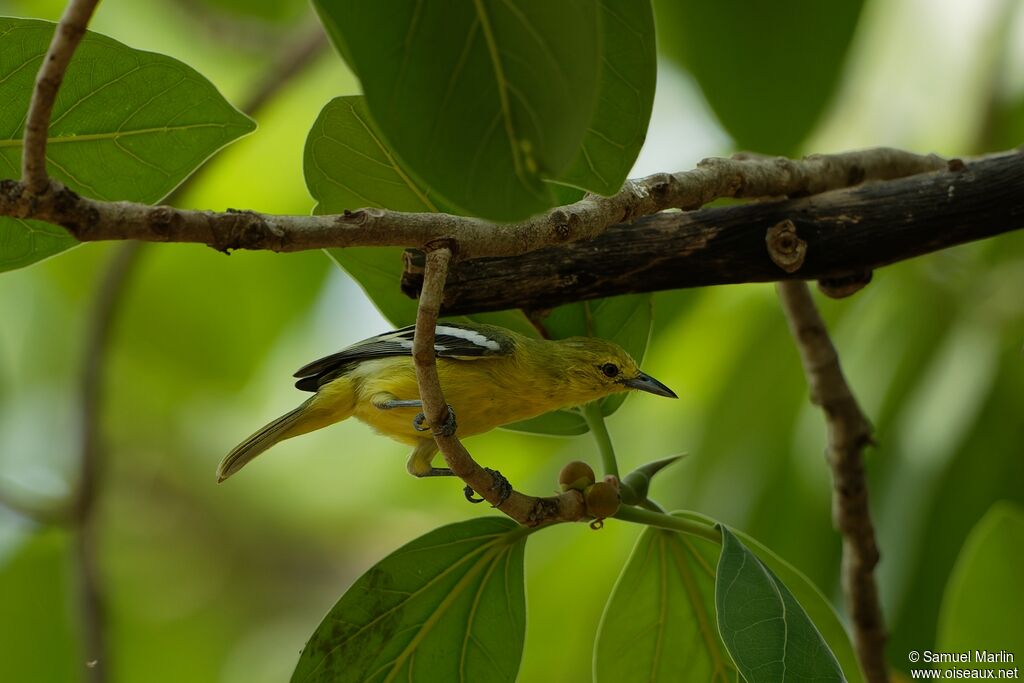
2,147,948,260
777,281,887,683
411,245,587,526
21,0,101,192
402,149,1024,314
170,0,295,50
72,240,141,683
232,21,328,118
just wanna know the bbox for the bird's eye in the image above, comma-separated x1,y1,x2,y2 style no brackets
601,363,620,378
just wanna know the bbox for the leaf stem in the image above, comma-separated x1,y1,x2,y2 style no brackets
583,402,618,479
638,498,665,513
614,505,721,543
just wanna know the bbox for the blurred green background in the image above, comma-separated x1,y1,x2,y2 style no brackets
1,0,1022,681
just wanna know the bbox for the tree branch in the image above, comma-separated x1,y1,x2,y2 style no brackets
777,281,887,683
21,0,101,192
2,147,946,260
72,239,141,682
402,149,1024,314
412,245,587,526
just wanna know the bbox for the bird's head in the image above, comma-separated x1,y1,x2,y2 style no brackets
558,337,677,401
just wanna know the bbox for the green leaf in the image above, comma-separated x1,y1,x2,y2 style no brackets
291,517,529,683
305,96,450,216
306,95,449,327
595,525,739,682
503,408,589,437
557,0,656,195
937,502,1024,669
326,246,419,327
0,218,78,272
0,17,255,271
538,294,654,416
0,530,77,683
716,526,845,682
313,0,602,221
724,528,863,683
653,0,863,154
307,96,538,333
677,510,864,682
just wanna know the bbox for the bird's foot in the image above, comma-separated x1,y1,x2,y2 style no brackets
412,405,457,436
464,468,512,507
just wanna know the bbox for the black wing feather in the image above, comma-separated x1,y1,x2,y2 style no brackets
293,323,512,392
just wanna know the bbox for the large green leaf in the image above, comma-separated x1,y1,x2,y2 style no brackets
595,525,739,682
716,526,844,682
725,527,863,683
312,1,602,220
305,96,451,216
0,17,255,271
291,517,529,683
653,0,863,154
556,0,657,196
0,218,77,272
306,95,447,326
306,96,538,334
937,502,1024,670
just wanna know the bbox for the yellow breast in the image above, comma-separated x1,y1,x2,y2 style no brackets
345,356,568,444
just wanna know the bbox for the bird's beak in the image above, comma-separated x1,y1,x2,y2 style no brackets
622,372,678,398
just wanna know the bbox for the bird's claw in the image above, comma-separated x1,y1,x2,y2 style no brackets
413,405,457,436
464,468,512,507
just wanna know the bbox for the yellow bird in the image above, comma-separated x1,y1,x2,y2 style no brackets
217,322,676,482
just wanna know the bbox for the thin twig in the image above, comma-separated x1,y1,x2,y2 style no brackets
21,0,101,192
411,245,587,526
777,281,887,683
2,147,949,260
232,20,328,119
73,240,142,683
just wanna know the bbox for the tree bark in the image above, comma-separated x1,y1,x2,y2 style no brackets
401,150,1024,314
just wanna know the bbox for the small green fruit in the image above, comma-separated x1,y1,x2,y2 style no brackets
584,480,621,521
559,460,596,492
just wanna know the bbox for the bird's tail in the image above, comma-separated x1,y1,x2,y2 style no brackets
217,395,341,482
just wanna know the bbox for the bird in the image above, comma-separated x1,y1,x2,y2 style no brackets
217,321,677,483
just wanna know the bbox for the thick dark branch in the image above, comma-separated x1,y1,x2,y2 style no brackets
412,246,587,526
1,147,944,260
402,150,1023,314
21,0,100,192
778,281,887,683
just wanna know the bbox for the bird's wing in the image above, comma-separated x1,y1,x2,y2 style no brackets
293,323,514,392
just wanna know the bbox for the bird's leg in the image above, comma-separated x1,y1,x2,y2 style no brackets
406,441,452,477
464,468,512,507
372,392,456,436
374,397,423,410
